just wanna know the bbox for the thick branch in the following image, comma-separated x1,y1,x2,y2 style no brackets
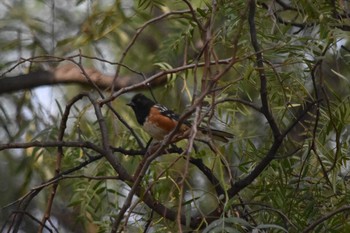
0,58,234,95
0,64,158,94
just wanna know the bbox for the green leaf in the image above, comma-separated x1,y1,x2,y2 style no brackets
331,69,349,83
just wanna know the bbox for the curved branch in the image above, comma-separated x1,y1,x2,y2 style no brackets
3,153,104,232
249,0,281,139
226,0,284,201
301,205,350,233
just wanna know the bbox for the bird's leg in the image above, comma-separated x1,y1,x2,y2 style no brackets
193,143,199,153
145,138,153,150
169,144,183,154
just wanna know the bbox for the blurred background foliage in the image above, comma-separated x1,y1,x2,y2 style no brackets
0,0,350,232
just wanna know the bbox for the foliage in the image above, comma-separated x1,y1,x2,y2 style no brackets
1,0,350,232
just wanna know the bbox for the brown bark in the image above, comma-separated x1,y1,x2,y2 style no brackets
0,64,165,94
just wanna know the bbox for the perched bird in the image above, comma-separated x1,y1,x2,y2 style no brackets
127,93,233,143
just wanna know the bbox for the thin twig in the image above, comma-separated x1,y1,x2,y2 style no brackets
182,0,205,31
39,93,87,232
214,98,261,113
113,10,192,91
2,154,104,211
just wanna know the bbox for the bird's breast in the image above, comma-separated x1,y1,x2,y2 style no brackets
143,107,188,140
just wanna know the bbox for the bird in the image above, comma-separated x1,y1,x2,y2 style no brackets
127,93,233,143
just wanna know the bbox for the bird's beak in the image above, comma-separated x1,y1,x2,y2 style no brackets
127,102,134,108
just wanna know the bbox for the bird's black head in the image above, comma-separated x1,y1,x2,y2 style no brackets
127,94,155,125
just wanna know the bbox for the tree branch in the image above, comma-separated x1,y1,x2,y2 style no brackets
301,205,350,233
0,57,235,95
0,63,156,94
39,93,87,232
249,0,281,139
